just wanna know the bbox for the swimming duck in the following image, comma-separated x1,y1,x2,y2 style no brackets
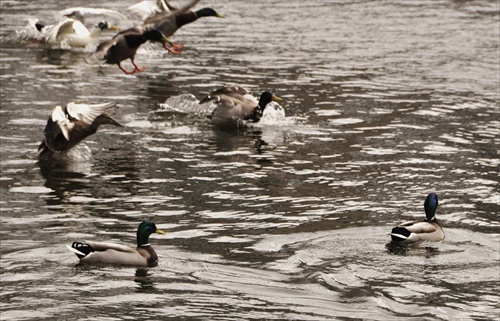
86,27,169,74
390,193,445,243
199,86,282,123
39,18,120,48
35,101,123,158
144,0,224,54
67,221,165,267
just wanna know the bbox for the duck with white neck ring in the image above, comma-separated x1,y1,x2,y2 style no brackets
67,221,165,267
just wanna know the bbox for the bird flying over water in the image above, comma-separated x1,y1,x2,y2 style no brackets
85,27,169,74
144,0,224,54
35,101,122,158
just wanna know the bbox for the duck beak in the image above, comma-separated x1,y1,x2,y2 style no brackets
272,94,282,102
155,228,165,235
162,35,170,44
109,25,121,31
216,13,225,18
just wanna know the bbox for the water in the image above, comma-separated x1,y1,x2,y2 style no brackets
1,0,499,320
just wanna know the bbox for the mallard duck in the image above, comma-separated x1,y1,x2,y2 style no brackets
390,193,445,243
35,101,123,158
144,0,224,54
85,27,169,74
67,221,165,267
199,86,282,123
38,18,120,48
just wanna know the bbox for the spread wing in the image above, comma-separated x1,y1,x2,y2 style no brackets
58,7,132,25
66,101,117,124
146,0,200,25
127,0,173,22
50,105,72,140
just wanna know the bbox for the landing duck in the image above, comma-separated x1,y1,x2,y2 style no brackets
35,101,123,158
199,86,282,123
86,27,169,74
67,221,165,267
144,0,224,54
390,193,445,243
38,18,120,48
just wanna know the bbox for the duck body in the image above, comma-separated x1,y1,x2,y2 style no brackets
36,102,122,158
390,193,445,243
200,86,282,124
67,221,164,267
87,27,168,74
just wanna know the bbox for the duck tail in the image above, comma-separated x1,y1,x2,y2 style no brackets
390,227,411,242
94,114,123,127
35,21,45,32
33,140,49,159
67,242,94,259
199,95,214,104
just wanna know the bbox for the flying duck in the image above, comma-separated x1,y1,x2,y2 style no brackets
35,101,122,158
85,27,169,74
144,0,224,54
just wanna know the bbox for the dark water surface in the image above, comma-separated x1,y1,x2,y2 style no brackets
1,0,499,320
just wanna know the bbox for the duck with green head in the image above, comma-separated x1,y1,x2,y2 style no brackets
144,0,224,54
67,221,165,267
199,86,282,124
390,193,445,243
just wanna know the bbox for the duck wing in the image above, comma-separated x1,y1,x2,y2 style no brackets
127,0,173,22
199,86,252,104
65,101,118,125
391,220,444,242
67,241,148,266
146,0,200,26
50,105,73,141
397,221,438,234
211,86,250,97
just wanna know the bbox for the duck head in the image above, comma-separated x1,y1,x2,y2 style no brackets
258,91,282,109
97,21,120,31
137,220,165,246
424,193,439,221
195,8,225,18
